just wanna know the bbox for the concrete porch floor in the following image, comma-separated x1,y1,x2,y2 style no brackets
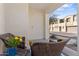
66,44,77,51
62,46,77,56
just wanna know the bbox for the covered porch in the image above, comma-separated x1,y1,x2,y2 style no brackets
0,3,79,56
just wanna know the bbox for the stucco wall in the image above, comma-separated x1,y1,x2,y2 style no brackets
0,4,5,34
0,4,5,54
4,4,29,37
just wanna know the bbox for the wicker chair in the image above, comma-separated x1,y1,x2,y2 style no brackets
31,39,69,56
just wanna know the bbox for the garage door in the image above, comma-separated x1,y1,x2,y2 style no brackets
67,26,77,33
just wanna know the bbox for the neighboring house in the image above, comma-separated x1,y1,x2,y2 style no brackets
49,15,77,33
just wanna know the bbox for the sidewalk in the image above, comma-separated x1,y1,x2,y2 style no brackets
50,32,77,39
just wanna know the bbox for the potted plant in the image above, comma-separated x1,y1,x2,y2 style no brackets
5,36,21,56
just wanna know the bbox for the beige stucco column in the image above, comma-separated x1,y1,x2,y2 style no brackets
77,3,79,55
45,13,49,40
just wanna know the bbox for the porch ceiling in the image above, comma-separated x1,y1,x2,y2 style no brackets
29,3,64,13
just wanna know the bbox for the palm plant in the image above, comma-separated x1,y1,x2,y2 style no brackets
49,15,58,25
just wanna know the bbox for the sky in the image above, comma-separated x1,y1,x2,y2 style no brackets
50,3,77,19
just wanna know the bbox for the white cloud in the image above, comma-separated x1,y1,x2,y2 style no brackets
57,8,64,11
55,4,72,12
62,3,73,8
49,3,75,18
55,4,69,12
62,4,69,7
